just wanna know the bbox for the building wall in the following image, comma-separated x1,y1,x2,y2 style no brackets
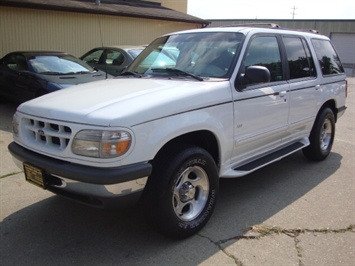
0,6,198,58
148,0,187,13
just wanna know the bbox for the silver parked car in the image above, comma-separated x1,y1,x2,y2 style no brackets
80,46,144,76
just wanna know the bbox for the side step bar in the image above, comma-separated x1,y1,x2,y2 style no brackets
222,141,308,178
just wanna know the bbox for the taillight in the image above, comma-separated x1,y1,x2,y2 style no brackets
345,80,348,98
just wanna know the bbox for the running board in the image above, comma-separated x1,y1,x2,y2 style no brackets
222,141,308,178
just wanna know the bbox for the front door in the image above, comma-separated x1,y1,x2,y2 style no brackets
231,34,289,165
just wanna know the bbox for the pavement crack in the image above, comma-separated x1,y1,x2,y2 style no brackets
248,224,355,265
199,224,354,266
249,224,355,237
293,235,304,266
0,171,23,179
198,233,245,266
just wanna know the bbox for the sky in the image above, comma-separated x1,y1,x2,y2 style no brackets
187,0,355,20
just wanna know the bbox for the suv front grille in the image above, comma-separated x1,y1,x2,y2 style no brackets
24,118,72,150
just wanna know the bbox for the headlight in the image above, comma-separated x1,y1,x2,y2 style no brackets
72,130,132,158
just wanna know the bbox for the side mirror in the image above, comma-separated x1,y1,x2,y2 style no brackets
237,66,270,89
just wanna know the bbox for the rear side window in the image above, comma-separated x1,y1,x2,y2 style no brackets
311,39,344,75
3,54,29,71
283,36,316,79
243,36,283,82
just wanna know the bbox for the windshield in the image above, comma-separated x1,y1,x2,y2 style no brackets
28,55,95,74
127,32,243,79
128,49,144,58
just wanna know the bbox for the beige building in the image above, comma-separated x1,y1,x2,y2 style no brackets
2,1,353,76
0,0,208,58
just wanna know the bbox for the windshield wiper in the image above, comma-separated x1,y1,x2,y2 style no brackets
152,68,204,81
40,71,63,75
119,71,143,78
65,71,92,75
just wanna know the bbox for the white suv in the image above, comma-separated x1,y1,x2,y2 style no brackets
9,24,347,239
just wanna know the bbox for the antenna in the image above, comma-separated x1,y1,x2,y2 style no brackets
97,14,108,79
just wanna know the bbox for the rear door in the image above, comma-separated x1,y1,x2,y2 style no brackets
281,35,318,144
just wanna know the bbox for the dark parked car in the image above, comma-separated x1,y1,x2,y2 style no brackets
0,51,109,103
80,46,144,76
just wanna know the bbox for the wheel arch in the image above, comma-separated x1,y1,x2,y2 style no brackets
150,130,220,168
318,99,338,122
143,136,220,239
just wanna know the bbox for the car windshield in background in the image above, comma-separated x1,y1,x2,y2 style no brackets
128,49,144,58
127,32,243,79
29,55,95,74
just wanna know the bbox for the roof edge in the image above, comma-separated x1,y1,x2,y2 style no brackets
0,0,210,26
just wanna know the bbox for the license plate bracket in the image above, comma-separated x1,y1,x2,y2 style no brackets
23,163,46,189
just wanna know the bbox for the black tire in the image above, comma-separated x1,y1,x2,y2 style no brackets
143,145,219,239
303,107,335,161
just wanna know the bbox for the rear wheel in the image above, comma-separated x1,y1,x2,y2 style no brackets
303,107,335,161
143,145,218,239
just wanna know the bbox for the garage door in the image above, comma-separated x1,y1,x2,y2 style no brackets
330,33,355,77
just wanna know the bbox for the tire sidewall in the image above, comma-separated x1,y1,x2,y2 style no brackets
304,107,335,160
319,110,335,156
165,153,218,232
145,146,218,238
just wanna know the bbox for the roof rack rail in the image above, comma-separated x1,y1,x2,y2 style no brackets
296,29,320,34
279,27,320,34
218,23,321,34
223,23,280,29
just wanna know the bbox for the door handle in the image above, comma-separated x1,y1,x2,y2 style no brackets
279,91,287,97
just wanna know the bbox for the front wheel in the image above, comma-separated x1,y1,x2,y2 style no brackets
303,107,335,161
143,145,219,239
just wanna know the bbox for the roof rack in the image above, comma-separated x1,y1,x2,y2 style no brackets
276,27,320,34
294,29,319,34
220,23,320,34
223,23,280,29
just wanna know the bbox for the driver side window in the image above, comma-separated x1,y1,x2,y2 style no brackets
243,36,283,82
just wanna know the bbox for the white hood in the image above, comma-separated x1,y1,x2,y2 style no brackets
17,78,230,127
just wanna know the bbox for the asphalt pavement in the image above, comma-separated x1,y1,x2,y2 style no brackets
1,79,354,266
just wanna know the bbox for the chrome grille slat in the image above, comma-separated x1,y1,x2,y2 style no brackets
23,118,72,150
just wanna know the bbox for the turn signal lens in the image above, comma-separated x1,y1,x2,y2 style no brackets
12,113,20,137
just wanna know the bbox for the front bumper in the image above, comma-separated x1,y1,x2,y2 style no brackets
8,142,152,207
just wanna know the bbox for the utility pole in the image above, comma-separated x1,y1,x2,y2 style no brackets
291,5,297,19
